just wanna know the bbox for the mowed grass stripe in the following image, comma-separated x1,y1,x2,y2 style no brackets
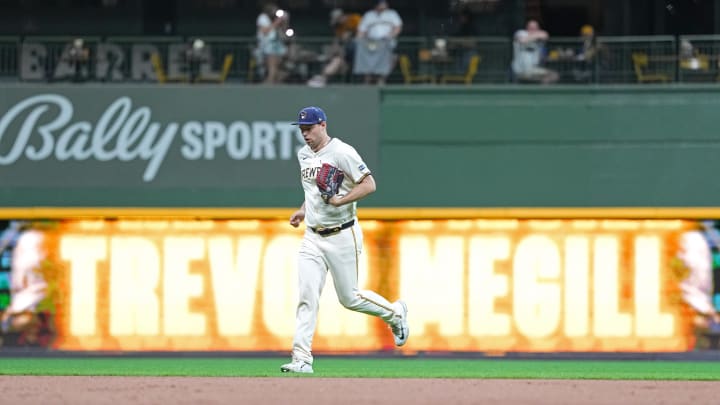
0,358,718,380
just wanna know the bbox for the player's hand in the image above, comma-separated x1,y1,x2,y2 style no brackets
289,210,305,227
327,195,343,207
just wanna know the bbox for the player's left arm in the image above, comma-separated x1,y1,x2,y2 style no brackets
329,174,375,207
328,145,374,207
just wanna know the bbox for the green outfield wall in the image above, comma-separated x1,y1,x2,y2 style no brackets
380,85,720,207
0,84,719,209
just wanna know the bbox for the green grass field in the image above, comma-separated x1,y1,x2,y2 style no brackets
1,358,719,380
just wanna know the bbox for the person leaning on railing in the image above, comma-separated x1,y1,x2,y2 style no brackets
510,20,559,84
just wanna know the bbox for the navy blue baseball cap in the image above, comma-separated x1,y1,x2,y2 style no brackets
292,106,327,125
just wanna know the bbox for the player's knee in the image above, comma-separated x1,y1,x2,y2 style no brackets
338,294,361,310
298,295,321,310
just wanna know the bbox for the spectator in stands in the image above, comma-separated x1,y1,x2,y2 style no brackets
353,0,403,85
571,24,598,82
0,221,48,345
449,7,479,75
680,39,695,62
307,8,362,87
547,24,605,82
66,38,90,83
185,38,208,82
511,20,558,84
575,25,596,61
450,6,477,37
678,39,708,71
256,2,289,84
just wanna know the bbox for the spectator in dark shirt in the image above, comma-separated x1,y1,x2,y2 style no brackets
451,7,477,37
307,8,362,87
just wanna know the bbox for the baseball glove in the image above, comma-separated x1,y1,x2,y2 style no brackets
316,163,344,204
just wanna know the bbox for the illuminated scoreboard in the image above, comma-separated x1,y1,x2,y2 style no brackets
396,220,685,352
45,219,691,352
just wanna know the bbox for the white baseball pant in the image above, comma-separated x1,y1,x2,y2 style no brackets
291,222,397,364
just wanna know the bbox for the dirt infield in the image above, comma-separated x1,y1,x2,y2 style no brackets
0,376,715,404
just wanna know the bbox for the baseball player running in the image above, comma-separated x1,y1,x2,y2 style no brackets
281,106,408,373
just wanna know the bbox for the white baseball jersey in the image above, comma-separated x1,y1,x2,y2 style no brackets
289,136,401,366
297,138,371,228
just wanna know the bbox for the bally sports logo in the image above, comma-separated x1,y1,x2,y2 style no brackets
0,94,302,182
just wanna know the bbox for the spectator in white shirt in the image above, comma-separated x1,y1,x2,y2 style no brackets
353,0,402,85
511,20,559,84
256,2,289,84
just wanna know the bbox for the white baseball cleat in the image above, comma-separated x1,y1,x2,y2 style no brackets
280,360,314,374
390,300,409,347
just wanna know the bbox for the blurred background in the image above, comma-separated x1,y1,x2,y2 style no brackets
1,0,720,356
0,0,716,37
1,0,720,84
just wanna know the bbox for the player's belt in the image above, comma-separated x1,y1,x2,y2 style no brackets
310,220,355,236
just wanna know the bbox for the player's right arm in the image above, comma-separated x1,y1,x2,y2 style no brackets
290,202,306,228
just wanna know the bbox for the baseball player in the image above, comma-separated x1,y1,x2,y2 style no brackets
280,106,408,373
